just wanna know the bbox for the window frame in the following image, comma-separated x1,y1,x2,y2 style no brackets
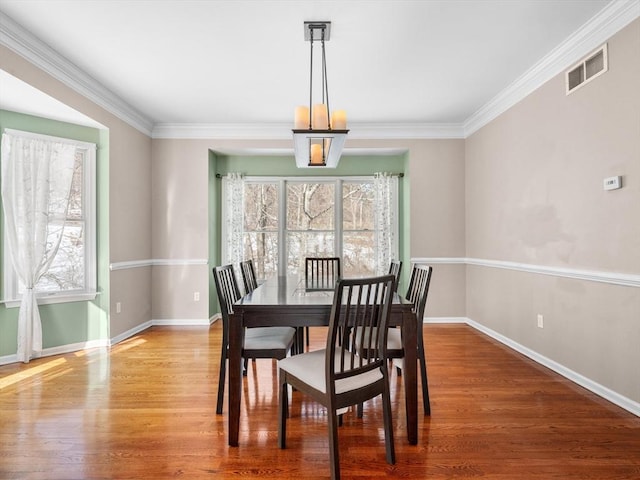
2,132,97,307
222,175,398,278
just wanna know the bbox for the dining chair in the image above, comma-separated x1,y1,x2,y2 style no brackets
278,274,396,480
305,257,341,290
355,264,433,415
213,264,296,414
303,257,341,347
240,259,258,294
388,259,402,292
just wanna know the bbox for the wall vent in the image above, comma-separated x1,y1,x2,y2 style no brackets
566,44,608,95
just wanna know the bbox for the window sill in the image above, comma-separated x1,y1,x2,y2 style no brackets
1,292,98,308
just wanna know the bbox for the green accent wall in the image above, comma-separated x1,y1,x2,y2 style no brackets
0,109,109,358
208,151,411,313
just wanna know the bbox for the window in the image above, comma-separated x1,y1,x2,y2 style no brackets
342,181,376,277
225,176,398,279
242,182,279,279
286,181,335,275
3,133,96,305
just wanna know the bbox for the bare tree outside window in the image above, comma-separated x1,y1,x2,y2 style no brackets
286,183,334,275
343,182,375,277
243,183,278,279
238,178,393,279
36,150,86,292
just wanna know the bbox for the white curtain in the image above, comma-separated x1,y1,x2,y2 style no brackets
373,172,398,275
222,173,245,267
1,130,76,363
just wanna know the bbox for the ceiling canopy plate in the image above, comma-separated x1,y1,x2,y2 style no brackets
304,21,331,41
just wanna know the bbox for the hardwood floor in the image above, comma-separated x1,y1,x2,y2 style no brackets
1,323,639,479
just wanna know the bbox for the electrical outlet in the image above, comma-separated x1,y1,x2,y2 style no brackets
116,302,121,314
537,314,544,329
194,291,200,302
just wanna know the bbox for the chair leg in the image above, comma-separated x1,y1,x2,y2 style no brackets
278,373,288,449
418,335,430,415
305,326,310,347
381,380,396,465
328,408,341,480
243,357,248,376
216,348,227,415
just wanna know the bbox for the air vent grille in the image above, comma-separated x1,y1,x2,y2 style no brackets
566,44,608,95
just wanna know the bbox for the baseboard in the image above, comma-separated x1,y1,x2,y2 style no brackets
0,354,18,366
427,316,640,417
110,320,153,346
424,316,468,324
0,339,110,366
151,316,217,327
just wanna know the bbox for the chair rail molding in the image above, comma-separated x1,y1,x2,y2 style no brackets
110,258,209,270
411,257,640,288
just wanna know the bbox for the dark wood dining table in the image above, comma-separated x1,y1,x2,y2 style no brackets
227,274,419,446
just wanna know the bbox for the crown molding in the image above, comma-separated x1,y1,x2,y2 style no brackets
151,122,466,140
0,11,154,136
464,0,640,137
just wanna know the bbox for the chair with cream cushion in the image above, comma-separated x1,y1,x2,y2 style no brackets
278,274,396,480
213,264,296,414
355,264,433,415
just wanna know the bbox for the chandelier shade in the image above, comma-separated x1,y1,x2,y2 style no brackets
292,21,348,168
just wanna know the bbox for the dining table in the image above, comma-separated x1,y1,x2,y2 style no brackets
227,274,419,447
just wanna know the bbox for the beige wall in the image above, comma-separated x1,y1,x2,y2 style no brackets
149,137,467,321
465,19,640,403
151,139,210,321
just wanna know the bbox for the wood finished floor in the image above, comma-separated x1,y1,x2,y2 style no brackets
1,323,639,479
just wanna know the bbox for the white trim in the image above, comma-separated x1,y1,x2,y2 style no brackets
41,338,109,357
0,12,153,136
0,315,221,366
0,338,109,365
2,291,98,308
151,318,214,327
109,258,208,271
110,320,153,346
465,318,640,417
151,122,466,140
0,354,18,365
424,316,468,324
464,0,640,136
411,257,640,288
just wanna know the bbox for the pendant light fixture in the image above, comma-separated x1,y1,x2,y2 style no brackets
293,21,348,168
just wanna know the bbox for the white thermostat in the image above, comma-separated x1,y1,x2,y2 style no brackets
603,176,622,191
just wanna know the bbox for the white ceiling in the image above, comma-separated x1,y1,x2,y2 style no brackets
0,0,627,135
